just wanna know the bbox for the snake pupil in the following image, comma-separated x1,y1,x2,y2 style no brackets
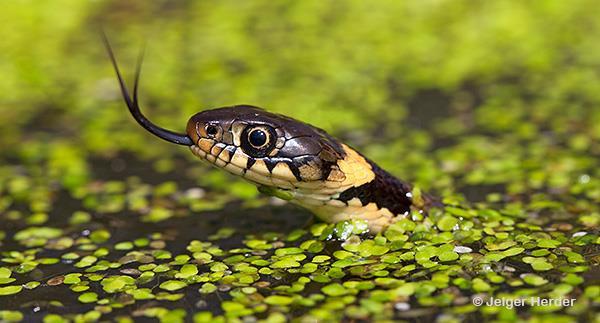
249,129,267,147
206,125,218,137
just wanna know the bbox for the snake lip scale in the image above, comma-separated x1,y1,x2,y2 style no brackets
103,36,440,233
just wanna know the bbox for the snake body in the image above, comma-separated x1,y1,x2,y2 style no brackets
104,38,438,233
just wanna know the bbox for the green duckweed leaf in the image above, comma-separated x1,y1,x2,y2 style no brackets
0,285,22,296
159,280,188,291
77,292,98,303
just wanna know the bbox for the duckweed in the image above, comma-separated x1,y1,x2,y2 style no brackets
77,292,98,303
0,286,22,296
159,280,188,292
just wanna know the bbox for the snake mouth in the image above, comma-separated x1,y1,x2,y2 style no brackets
190,143,298,190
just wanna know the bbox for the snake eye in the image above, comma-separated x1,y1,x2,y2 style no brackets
205,124,219,138
248,129,268,148
240,125,276,158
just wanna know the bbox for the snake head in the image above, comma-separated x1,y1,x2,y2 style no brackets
186,105,374,193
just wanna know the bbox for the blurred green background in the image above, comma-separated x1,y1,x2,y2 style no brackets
0,1,599,321
0,0,599,196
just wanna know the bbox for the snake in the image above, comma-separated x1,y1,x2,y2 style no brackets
103,37,440,233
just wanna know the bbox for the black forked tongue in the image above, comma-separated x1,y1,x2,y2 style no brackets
101,32,193,146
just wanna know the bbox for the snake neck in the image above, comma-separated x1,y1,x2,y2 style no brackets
289,145,439,233
337,159,414,215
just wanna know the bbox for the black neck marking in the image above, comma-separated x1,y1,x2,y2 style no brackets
337,160,414,215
